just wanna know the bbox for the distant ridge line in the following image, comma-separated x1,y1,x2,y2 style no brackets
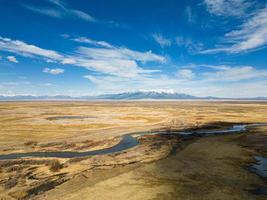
0,92,267,101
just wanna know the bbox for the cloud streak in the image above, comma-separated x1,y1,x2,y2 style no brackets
177,69,195,80
203,0,253,17
70,36,165,77
83,63,267,97
176,36,203,53
202,65,267,81
152,33,171,48
201,4,267,54
72,37,113,48
0,36,63,60
0,35,165,78
7,56,18,63
23,0,95,22
43,67,64,75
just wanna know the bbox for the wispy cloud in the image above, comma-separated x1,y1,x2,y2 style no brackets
23,0,95,22
152,33,171,48
69,9,95,22
0,36,63,60
177,69,195,80
74,46,164,77
185,6,195,24
24,0,125,28
0,35,165,78
61,58,76,64
84,64,267,97
202,65,267,81
83,63,267,97
0,81,30,86
70,36,165,77
76,46,165,63
22,4,62,18
43,67,64,75
201,5,267,54
83,74,183,94
72,37,113,48
40,83,53,86
7,56,18,63
203,0,253,17
176,36,203,53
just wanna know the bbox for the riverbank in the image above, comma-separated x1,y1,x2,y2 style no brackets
37,125,267,200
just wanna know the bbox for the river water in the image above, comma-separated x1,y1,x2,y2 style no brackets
0,123,264,160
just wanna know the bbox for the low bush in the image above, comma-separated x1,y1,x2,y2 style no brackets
49,160,63,172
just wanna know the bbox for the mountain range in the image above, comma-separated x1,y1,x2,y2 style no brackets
0,91,266,101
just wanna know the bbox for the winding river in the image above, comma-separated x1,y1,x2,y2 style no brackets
0,123,265,160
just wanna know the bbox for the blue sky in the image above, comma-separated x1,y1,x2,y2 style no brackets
0,0,267,97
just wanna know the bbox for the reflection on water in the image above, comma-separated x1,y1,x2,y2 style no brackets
249,156,267,178
249,186,267,195
248,156,267,195
46,116,96,120
193,124,247,136
0,135,138,160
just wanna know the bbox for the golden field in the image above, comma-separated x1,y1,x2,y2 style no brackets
1,101,267,153
0,101,267,200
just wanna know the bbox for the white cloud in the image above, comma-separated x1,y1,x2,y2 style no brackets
72,37,113,48
61,58,76,64
73,45,164,77
203,0,253,17
203,65,267,81
201,5,267,54
82,63,267,98
0,35,165,78
23,0,95,22
70,43,164,77
185,6,195,24
176,36,203,53
77,46,165,63
152,33,171,48
70,9,95,22
61,34,70,38
0,81,30,86
177,69,195,80
43,67,64,75
83,74,183,94
7,56,18,63
0,36,63,60
40,83,53,86
187,80,267,98
176,36,190,47
77,58,159,78
46,59,57,63
22,5,62,18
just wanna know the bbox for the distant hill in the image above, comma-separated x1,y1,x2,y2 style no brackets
96,91,198,100
0,95,83,100
0,92,266,101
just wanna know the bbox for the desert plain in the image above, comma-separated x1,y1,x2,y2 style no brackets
1,101,267,200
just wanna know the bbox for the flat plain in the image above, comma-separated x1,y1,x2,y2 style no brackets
1,101,267,200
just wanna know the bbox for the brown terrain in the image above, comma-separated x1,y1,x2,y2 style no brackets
0,101,267,200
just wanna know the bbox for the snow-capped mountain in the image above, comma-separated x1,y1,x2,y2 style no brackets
0,92,266,101
97,91,198,99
